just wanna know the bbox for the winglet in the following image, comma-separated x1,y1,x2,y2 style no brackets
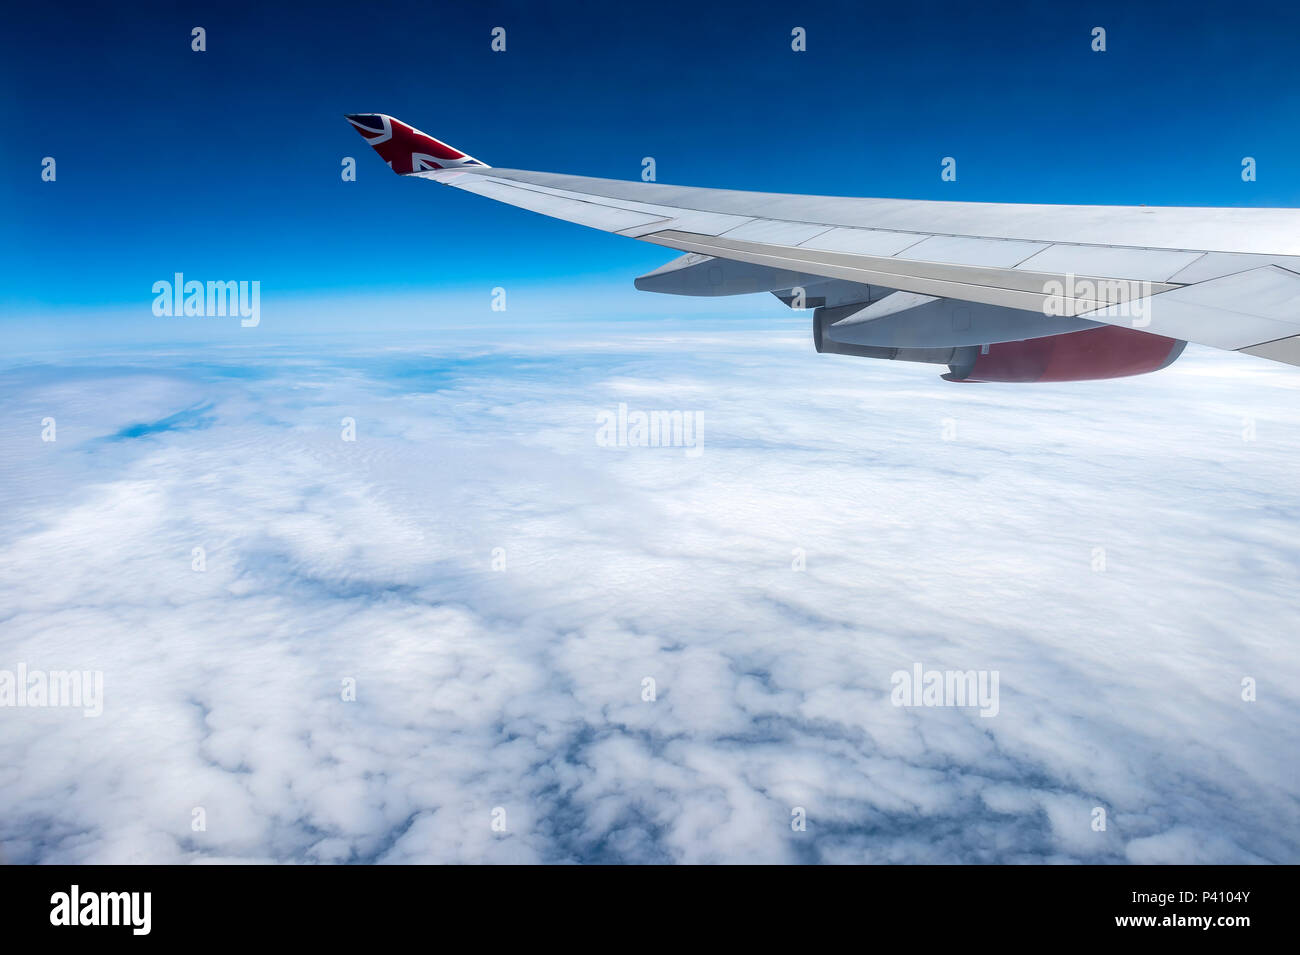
344,113,488,174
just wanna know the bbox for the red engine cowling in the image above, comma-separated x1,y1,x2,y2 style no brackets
944,325,1186,383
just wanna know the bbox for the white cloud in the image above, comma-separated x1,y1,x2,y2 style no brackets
0,323,1297,863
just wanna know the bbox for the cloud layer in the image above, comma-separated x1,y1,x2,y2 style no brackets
1,320,1298,863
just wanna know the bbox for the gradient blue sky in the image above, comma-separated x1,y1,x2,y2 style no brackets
5,0,1300,327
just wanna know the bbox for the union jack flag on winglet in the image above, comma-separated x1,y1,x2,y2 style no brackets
344,113,487,174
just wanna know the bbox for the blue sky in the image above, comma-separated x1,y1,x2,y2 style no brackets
5,0,1300,327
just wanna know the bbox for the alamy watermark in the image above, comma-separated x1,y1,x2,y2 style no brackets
1,663,103,717
891,662,999,718
152,272,260,327
596,402,704,457
1042,273,1153,328
50,885,150,935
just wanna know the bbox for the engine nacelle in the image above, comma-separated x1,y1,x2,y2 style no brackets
943,325,1186,383
813,306,1186,383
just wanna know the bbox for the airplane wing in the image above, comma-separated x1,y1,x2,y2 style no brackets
346,113,1300,382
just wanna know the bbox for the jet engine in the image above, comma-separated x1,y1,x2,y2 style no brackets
942,324,1187,383
812,299,1186,383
